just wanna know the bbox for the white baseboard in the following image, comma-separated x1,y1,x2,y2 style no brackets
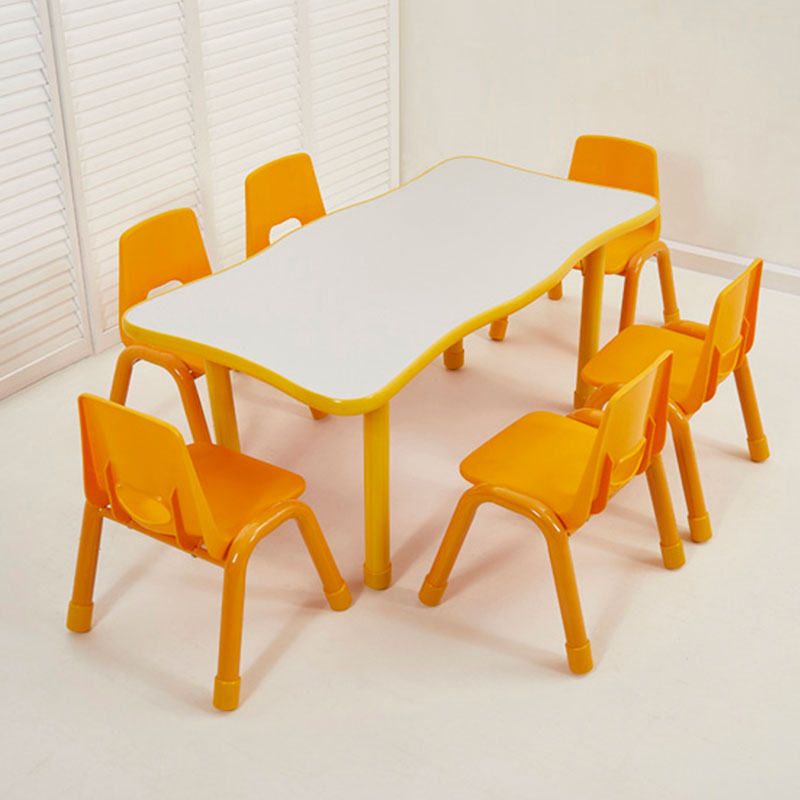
664,239,800,295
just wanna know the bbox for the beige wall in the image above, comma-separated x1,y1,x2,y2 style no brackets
400,0,800,269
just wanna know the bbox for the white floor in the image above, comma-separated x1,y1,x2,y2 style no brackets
1,266,798,799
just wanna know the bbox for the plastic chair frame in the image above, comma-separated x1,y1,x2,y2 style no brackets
244,152,326,259
67,350,350,711
582,258,769,545
243,154,329,420
487,135,680,344
419,354,683,675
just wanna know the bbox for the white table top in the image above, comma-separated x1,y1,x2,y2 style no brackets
124,156,658,414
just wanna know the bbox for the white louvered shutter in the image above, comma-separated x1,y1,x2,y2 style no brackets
53,0,204,345
196,0,304,267
0,0,91,399
308,0,397,211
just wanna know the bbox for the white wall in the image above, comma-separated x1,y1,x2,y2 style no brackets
400,0,800,271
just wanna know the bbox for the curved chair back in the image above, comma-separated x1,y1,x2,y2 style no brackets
568,135,660,270
78,394,228,560
567,352,672,529
118,208,211,346
245,153,326,257
683,259,763,413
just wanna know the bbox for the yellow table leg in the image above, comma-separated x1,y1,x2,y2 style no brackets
205,361,240,452
363,403,391,589
574,245,606,408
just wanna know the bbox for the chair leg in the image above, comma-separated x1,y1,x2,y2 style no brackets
656,246,680,324
215,554,248,711
421,486,592,674
443,339,465,370
540,525,593,674
111,346,211,443
109,348,136,405
548,281,563,300
293,504,351,611
733,357,770,462
419,490,482,606
668,404,712,543
489,317,508,341
619,264,643,332
309,407,329,420
644,454,685,569
214,501,350,711
67,503,104,633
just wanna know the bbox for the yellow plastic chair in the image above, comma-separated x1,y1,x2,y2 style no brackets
489,134,680,342
120,206,325,421
419,352,682,675
67,373,351,711
245,152,326,258
119,207,212,377
244,153,328,419
581,258,769,545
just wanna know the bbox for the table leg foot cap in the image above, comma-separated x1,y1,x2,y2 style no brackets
566,640,593,674
213,677,241,711
363,562,392,590
418,576,446,607
488,318,508,341
689,513,712,543
747,436,770,462
67,602,93,633
660,540,686,570
326,581,352,611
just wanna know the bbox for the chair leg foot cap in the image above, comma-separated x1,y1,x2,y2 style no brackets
443,348,465,370
747,436,769,462
660,540,686,570
326,581,352,611
418,576,447,607
548,284,564,300
363,562,392,590
309,407,328,420
213,677,241,711
566,640,593,674
67,602,93,633
689,513,712,543
488,319,508,341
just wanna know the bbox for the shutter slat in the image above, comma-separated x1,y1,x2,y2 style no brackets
0,2,37,26
74,77,189,129
63,0,170,31
0,135,56,184
0,308,82,368
64,4,181,49
81,122,194,176
71,49,186,95
0,196,63,238
0,243,70,286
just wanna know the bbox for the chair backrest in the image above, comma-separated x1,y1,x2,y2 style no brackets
568,135,660,267
682,258,763,413
118,208,212,346
245,153,326,258
565,352,672,530
78,394,228,560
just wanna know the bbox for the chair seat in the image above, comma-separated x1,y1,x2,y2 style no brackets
460,412,597,527
188,443,305,544
581,324,704,412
